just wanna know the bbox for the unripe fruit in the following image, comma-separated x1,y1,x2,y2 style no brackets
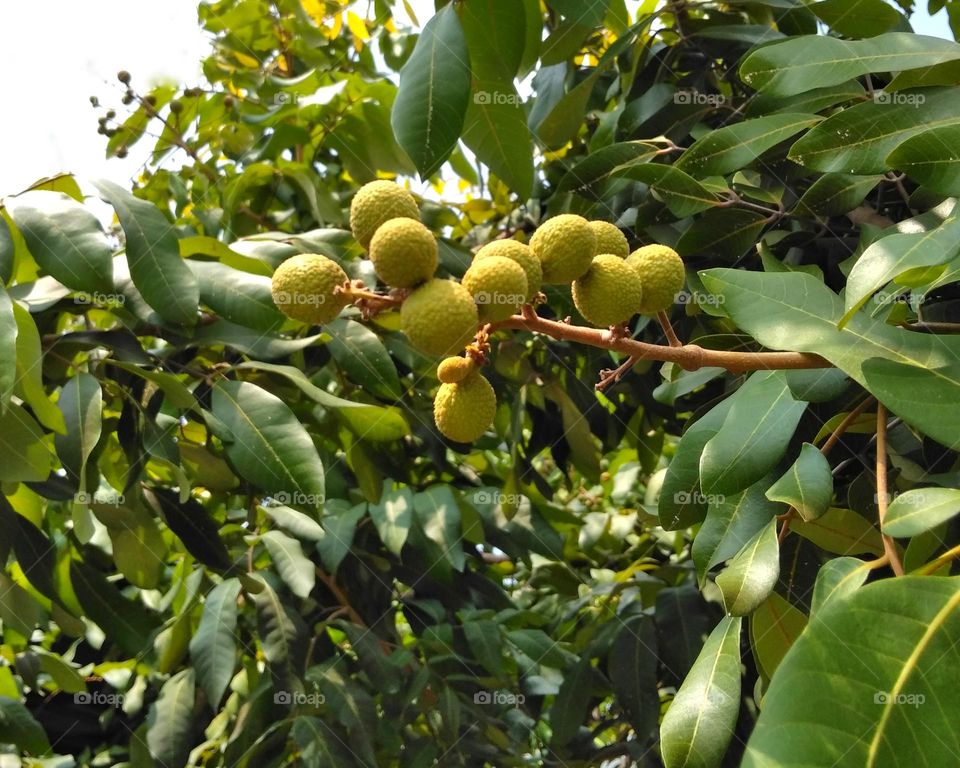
437,356,475,384
401,279,479,357
588,221,629,258
368,218,437,288
271,253,349,325
572,254,644,327
350,180,420,249
117,70,131,84
530,214,597,283
626,245,685,314
462,255,528,323
169,100,183,114
473,240,541,301
434,371,497,443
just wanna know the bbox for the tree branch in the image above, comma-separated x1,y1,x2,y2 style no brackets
875,403,905,576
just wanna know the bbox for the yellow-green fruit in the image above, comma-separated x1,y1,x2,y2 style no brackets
368,218,438,288
401,279,479,357
437,356,476,384
572,254,644,327
588,221,629,258
434,372,497,443
462,256,528,323
626,245,686,314
474,240,542,300
349,180,420,249
271,254,349,324
530,214,597,283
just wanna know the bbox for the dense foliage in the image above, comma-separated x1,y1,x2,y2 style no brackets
2,0,960,766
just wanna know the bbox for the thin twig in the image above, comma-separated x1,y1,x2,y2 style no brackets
657,311,682,347
876,403,905,576
596,355,641,391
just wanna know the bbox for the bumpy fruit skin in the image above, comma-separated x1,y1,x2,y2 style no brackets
626,245,685,314
588,221,629,258
349,180,420,249
434,372,497,443
369,218,438,288
474,240,542,300
530,214,597,284
401,279,479,357
462,256,528,323
572,255,644,327
271,254,349,325
437,356,476,384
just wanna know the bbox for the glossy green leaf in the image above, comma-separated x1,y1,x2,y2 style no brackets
325,318,402,401
810,556,870,615
0,696,50,755
189,578,242,707
0,288,13,412
887,124,960,195
740,33,960,96
211,380,325,510
459,0,525,84
608,615,659,737
0,403,52,482
316,503,366,573
12,304,65,433
6,191,113,294
94,179,199,326
809,0,902,37
660,616,742,768
766,443,833,521
750,592,807,681
462,82,534,199
464,619,505,677
744,577,960,767
145,488,233,571
54,373,102,487
550,658,594,747
262,530,316,598
188,259,285,332
676,114,820,177
147,669,196,768
624,164,723,218
391,5,471,178
791,507,885,556
369,486,413,556
548,0,609,26
291,716,356,765
716,521,780,616
677,208,767,260
794,173,881,216
556,140,659,195
882,488,960,537
413,486,465,571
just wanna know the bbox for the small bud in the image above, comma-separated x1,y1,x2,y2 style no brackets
89,95,99,107
106,109,116,119
121,93,133,105
144,94,156,107
98,116,108,125
97,126,107,135
117,70,131,84
116,147,128,159
169,100,183,114
223,94,235,108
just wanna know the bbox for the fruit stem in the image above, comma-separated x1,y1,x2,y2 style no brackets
875,403,905,576
657,311,683,347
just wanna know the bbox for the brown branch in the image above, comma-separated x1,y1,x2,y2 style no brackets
657,311,682,347
596,355,641,391
315,567,367,628
876,403,905,576
900,321,960,334
488,311,831,373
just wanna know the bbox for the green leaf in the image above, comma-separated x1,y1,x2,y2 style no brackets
0,572,44,638
291,716,357,765
0,216,13,285
145,488,233,571
887,124,960,195
262,530,316,598
211,380,325,511
655,585,714,685
622,164,723,218
676,114,820,177
750,592,807,681
882,488,960,537
794,173,881,217
548,0,609,26
106,360,196,410
188,259,285,332
810,556,870,614
69,561,160,656
324,318,402,401
147,669,196,768
740,33,960,96
36,652,86,694
369,487,413,556
193,319,322,359
550,658,594,747
0,403,51,482
676,208,767,260
391,5,471,178
809,0,903,37
54,372,102,486
254,578,306,672
462,82,535,199
6,191,113,294
789,87,960,174
716,521,780,616
660,616,742,768
464,619,505,677
841,215,960,324
765,443,833,522
12,304,65,433
459,0,525,83
413,486,465,571
189,578,242,707
0,696,51,755
608,615,659,737
316,503,366,573
791,507,885,556
556,141,659,195
93,179,199,326
744,576,960,767
700,372,806,497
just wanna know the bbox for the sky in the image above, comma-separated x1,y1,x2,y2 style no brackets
0,0,952,197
